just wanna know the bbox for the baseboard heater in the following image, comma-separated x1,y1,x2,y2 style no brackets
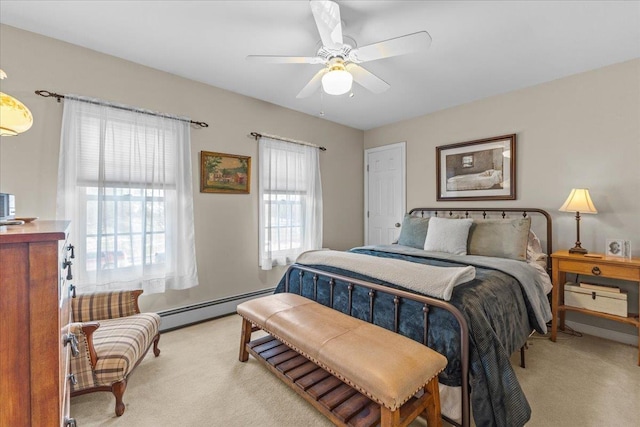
158,287,275,332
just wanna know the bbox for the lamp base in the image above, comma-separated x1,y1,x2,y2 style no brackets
569,246,588,255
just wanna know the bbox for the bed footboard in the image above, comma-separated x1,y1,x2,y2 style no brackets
284,264,470,427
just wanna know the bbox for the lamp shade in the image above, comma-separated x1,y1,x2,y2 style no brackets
559,188,597,214
321,69,353,95
0,92,34,136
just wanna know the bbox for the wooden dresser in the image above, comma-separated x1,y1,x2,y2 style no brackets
0,221,77,426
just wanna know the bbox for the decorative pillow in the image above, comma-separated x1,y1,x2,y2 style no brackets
526,229,543,258
468,217,531,261
526,229,548,269
397,214,430,249
423,217,473,255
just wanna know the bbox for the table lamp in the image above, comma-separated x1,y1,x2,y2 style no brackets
559,188,597,254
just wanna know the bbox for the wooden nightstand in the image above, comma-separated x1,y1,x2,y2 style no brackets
550,250,640,365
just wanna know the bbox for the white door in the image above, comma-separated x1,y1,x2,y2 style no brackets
365,142,406,245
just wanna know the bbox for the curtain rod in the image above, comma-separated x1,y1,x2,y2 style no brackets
249,131,326,151
35,90,209,128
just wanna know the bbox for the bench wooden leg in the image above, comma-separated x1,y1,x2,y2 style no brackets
423,377,442,427
381,406,400,427
239,317,252,362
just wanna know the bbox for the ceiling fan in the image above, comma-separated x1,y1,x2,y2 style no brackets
247,0,432,98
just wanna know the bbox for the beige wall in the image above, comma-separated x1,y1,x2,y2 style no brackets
365,58,640,337
3,24,639,337
0,25,364,312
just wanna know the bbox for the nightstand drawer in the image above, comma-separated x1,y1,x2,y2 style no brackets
557,259,640,281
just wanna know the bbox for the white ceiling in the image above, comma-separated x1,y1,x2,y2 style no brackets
1,1,639,130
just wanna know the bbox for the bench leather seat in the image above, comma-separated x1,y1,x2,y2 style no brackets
238,293,447,411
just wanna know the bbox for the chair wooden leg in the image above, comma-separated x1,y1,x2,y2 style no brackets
153,333,161,357
112,379,127,416
423,377,442,427
239,317,252,362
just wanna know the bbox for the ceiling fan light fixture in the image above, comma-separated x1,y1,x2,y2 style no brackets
321,63,353,95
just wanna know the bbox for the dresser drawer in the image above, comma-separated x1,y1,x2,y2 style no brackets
557,259,640,281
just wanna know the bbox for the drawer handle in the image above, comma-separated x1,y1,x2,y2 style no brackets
64,418,77,427
67,244,75,259
64,333,79,357
64,259,73,281
591,266,601,276
67,373,77,386
69,284,76,299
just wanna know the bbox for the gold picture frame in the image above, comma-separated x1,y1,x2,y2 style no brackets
200,151,251,194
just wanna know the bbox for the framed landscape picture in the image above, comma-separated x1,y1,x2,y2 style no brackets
436,134,516,201
200,151,251,194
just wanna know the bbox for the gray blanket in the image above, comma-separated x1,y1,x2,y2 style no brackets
359,245,553,333
296,249,476,300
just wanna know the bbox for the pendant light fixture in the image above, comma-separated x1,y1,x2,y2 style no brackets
0,69,33,136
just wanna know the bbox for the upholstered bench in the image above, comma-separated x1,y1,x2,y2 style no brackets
238,293,447,427
69,290,161,416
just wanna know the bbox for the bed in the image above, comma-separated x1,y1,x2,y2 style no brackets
273,208,553,427
446,169,503,191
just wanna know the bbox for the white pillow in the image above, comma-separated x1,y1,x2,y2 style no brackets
526,229,548,269
526,230,543,257
424,217,473,255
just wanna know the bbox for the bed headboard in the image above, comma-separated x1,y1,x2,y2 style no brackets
408,207,553,271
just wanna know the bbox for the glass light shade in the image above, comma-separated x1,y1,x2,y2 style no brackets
321,69,353,95
559,188,597,214
0,92,33,136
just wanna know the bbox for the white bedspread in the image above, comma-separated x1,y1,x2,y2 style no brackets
446,169,502,191
295,249,475,301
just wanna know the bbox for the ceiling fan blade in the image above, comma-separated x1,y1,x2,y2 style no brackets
296,68,328,98
246,55,325,64
345,64,390,94
348,31,432,63
310,1,343,49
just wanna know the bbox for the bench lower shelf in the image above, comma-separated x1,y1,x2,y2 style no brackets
246,334,427,427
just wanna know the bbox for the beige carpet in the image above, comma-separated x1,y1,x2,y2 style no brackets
71,314,640,426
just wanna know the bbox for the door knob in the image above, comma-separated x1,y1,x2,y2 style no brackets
395,223,401,227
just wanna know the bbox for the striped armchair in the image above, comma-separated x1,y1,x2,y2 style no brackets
69,290,161,416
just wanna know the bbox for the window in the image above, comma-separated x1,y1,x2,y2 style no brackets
82,187,165,273
258,137,322,269
57,96,198,293
263,193,303,254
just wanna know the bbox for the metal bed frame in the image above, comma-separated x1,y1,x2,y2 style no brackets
283,207,552,427
285,265,470,426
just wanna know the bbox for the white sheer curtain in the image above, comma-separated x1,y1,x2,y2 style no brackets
259,137,323,270
57,95,198,294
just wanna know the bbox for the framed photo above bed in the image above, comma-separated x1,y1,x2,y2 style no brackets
437,134,516,201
